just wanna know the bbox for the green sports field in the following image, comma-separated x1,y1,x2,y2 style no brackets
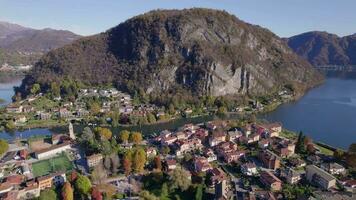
32,153,73,177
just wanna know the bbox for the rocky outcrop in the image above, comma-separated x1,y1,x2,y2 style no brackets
21,8,323,98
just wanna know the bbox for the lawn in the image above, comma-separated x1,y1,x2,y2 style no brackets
32,153,73,177
315,144,334,156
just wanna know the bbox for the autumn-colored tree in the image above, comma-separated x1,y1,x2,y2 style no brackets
154,156,162,171
119,130,130,144
70,171,78,182
89,102,101,114
170,168,191,191
91,187,103,200
123,151,132,175
133,148,146,173
96,127,112,140
161,145,170,156
62,182,74,200
334,149,345,161
129,131,143,144
91,164,107,184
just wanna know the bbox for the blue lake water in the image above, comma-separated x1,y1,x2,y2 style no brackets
0,76,22,106
261,78,356,150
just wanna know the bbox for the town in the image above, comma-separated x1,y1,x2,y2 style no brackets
0,113,355,199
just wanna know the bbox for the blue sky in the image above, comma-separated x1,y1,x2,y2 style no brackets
0,0,355,37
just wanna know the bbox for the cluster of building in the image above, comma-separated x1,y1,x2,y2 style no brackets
0,172,66,200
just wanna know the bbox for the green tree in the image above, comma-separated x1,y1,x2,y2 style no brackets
295,131,306,154
119,130,130,144
140,190,159,200
89,102,101,115
111,112,120,127
50,82,61,97
100,140,112,155
62,182,74,200
217,106,227,116
170,168,191,191
5,120,15,131
39,189,57,200
195,184,203,200
30,83,41,95
161,146,170,156
147,113,157,124
133,148,146,173
75,174,92,196
160,183,169,200
346,143,356,167
0,139,9,155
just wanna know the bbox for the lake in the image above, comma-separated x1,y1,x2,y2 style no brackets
261,78,356,150
0,75,22,106
0,76,355,149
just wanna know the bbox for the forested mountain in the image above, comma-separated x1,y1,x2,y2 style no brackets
287,31,356,66
20,8,322,102
0,21,81,66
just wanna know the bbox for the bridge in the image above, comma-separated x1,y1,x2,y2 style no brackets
315,65,356,72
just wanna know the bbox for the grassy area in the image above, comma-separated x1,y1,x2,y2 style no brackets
315,144,334,156
32,153,73,177
280,130,297,140
31,96,60,111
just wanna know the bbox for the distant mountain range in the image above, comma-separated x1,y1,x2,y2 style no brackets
286,31,356,66
0,21,81,66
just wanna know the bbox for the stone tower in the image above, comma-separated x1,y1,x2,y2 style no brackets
68,122,76,140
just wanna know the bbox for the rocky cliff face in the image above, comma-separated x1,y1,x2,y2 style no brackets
287,31,356,66
21,9,322,98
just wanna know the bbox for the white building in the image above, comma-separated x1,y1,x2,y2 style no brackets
35,142,71,160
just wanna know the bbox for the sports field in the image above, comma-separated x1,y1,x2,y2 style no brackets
32,153,73,177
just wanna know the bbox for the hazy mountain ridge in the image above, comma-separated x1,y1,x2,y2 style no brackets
287,31,356,66
0,21,81,66
21,8,322,99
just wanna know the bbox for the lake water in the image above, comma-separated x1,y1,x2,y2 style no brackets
261,78,356,150
0,75,22,106
0,76,355,149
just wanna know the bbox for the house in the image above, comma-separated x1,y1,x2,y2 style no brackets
6,104,23,113
86,154,103,168
5,175,24,185
204,149,217,162
17,184,40,199
209,131,226,147
37,175,53,190
21,164,31,176
215,179,228,200
227,129,242,141
36,172,66,190
209,168,226,186
146,147,157,158
35,142,71,160
260,122,282,137
259,150,280,170
161,136,177,146
288,157,306,168
258,139,269,149
321,163,346,175
59,108,71,118
281,168,301,184
38,112,51,120
19,149,28,160
194,157,212,173
175,138,203,156
306,165,336,190
260,171,282,192
166,159,177,170
22,106,34,113
14,115,27,124
222,151,244,164
241,162,258,176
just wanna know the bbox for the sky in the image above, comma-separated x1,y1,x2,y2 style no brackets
0,0,355,37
